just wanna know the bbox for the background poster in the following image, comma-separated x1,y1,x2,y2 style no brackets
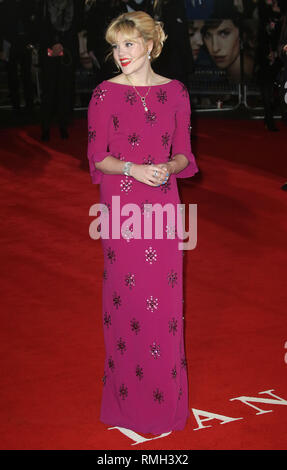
186,0,259,105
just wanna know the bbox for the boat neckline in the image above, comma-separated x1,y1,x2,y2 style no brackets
103,79,175,88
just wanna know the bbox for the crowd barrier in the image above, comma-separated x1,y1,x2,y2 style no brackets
0,61,265,113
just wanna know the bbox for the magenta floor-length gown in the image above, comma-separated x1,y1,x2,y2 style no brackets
87,79,198,435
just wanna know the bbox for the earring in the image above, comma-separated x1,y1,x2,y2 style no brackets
148,51,151,60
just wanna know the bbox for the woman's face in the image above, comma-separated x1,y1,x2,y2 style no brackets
111,30,152,75
188,20,204,61
203,20,240,69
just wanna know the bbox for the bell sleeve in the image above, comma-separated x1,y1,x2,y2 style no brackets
171,83,199,179
87,85,112,184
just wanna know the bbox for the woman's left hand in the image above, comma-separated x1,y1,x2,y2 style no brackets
152,162,174,186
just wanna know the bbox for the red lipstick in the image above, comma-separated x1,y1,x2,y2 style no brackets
120,58,132,67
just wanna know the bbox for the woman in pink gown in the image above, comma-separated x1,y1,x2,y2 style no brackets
87,10,198,435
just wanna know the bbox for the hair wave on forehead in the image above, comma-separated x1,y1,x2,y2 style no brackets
105,11,167,63
106,17,139,44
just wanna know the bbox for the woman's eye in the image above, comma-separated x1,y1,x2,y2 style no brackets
111,44,118,49
219,29,230,37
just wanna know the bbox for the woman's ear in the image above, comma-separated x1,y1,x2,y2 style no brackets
147,39,154,55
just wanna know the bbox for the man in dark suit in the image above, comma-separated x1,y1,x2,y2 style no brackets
148,0,192,86
255,0,283,131
1,0,37,111
36,0,85,140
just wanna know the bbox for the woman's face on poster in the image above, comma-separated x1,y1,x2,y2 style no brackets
188,20,204,61
203,19,240,70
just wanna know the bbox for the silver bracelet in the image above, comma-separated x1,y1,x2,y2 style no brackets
123,161,133,176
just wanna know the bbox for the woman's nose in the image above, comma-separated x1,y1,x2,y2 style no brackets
114,45,122,56
211,36,220,53
195,31,203,46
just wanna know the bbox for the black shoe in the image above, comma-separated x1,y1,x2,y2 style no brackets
41,128,50,141
60,127,69,139
264,120,279,132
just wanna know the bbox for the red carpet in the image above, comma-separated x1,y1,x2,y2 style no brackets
0,117,287,450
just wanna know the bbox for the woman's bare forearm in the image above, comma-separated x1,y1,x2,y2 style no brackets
95,156,167,186
95,155,126,175
166,154,189,175
95,153,189,178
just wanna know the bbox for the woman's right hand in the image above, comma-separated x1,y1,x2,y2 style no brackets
130,164,168,187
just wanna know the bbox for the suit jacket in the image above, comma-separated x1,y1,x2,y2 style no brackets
255,1,282,71
279,14,287,58
1,0,37,45
36,0,85,63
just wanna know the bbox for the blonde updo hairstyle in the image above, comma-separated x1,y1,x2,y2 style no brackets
105,11,167,66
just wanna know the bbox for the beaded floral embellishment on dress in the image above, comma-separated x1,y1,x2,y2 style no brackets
156,89,167,104
116,152,125,161
122,225,134,242
128,133,141,148
107,247,116,263
93,86,107,104
108,356,115,372
135,364,144,381
125,89,137,105
150,341,161,359
112,115,119,130
120,176,133,193
104,312,111,328
145,246,157,264
168,317,178,335
153,389,164,404
146,295,159,312
130,318,141,335
160,180,171,193
119,384,128,400
117,337,127,355
113,292,121,309
143,155,155,165
167,270,178,288
181,357,187,369
88,126,96,143
171,365,177,379
145,110,157,126
161,132,170,149
125,273,136,289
